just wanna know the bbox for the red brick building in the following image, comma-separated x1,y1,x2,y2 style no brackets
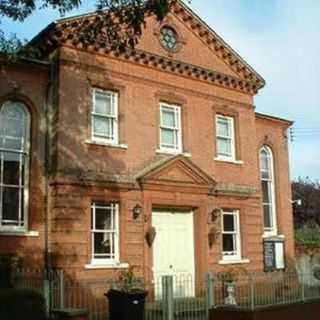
0,1,294,283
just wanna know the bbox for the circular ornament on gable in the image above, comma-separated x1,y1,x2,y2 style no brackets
160,26,178,52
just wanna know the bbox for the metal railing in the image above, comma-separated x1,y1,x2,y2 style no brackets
10,268,320,319
211,269,320,310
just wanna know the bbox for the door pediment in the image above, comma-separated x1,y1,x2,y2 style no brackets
135,155,216,193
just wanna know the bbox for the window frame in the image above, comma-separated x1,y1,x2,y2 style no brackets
91,88,119,145
259,146,278,236
159,102,182,153
221,209,241,261
216,115,236,161
0,101,30,233
90,202,120,266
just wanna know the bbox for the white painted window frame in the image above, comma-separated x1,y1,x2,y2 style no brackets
91,88,119,145
159,103,182,154
260,146,278,236
221,209,241,261
0,101,30,233
216,115,236,161
91,202,120,266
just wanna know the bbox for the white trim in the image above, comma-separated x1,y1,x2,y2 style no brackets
260,146,278,235
218,259,250,265
159,103,182,153
262,234,285,240
85,140,128,149
221,209,242,262
0,230,39,237
85,263,129,270
214,157,243,165
91,88,119,145
216,115,236,161
90,202,120,265
0,101,30,231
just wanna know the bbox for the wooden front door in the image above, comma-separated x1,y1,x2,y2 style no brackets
152,209,195,299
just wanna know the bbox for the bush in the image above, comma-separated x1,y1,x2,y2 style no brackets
0,288,47,320
295,223,320,246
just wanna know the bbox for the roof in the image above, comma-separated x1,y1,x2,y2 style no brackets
29,0,265,94
255,112,293,126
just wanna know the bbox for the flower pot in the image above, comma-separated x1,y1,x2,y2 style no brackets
105,289,147,320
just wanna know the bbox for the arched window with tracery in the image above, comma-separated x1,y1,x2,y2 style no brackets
0,101,30,231
259,145,277,235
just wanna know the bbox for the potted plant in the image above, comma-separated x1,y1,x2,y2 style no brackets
221,267,246,306
105,266,148,320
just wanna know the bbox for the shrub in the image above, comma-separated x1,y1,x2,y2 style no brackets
0,288,47,320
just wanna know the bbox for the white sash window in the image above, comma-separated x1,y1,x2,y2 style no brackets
0,101,30,232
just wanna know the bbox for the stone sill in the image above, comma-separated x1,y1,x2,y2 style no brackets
156,149,192,157
85,140,128,149
85,263,129,270
0,230,39,237
218,259,250,265
214,157,244,165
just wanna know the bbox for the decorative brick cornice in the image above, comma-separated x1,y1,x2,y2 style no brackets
31,1,265,95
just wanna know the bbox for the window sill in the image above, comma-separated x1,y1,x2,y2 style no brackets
85,140,128,149
0,230,39,237
214,157,244,165
156,149,192,157
263,234,285,240
85,263,129,270
218,259,250,265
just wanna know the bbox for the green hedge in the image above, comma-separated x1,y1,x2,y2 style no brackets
295,229,320,246
0,288,47,320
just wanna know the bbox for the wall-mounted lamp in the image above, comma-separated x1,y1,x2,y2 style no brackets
208,208,222,224
132,204,143,220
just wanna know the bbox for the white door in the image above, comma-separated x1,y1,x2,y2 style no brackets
152,210,195,299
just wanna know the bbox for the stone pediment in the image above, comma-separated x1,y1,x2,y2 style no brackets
135,155,216,193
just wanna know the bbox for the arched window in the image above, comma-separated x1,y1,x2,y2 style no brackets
0,101,30,231
259,146,277,235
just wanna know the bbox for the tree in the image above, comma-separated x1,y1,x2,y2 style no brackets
292,177,320,228
0,0,174,56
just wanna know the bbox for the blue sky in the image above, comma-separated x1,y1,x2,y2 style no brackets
1,0,319,181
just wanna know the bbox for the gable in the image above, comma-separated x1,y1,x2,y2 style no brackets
137,13,239,78
30,0,265,94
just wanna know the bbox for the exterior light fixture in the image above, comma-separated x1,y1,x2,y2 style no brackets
132,204,143,220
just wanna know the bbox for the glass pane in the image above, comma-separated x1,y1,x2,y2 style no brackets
2,187,20,225
94,232,112,256
161,109,175,127
217,119,230,137
217,138,231,156
0,102,28,151
93,116,112,137
223,234,235,252
94,92,113,115
3,152,21,186
95,207,112,230
263,204,273,229
262,180,271,203
223,214,235,232
161,128,175,146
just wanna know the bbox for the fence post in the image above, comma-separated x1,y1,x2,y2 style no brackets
206,272,215,317
58,269,65,309
249,274,255,311
43,270,50,317
301,272,305,302
162,276,174,320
